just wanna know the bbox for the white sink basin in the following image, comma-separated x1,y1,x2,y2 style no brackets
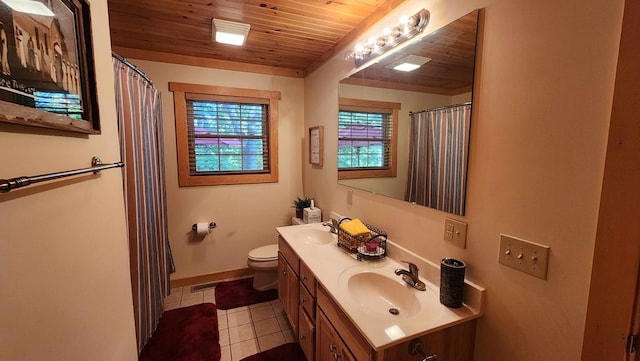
346,271,421,318
338,265,427,320
291,227,335,245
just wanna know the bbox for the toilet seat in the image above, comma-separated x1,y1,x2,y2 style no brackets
248,244,278,262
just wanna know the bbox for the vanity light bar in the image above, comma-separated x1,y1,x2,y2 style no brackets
346,8,430,67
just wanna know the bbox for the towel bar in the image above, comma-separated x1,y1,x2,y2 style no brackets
0,156,124,193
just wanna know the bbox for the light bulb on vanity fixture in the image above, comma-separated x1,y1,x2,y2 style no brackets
346,8,430,67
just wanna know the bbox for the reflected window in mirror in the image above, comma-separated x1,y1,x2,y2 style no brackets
338,98,400,180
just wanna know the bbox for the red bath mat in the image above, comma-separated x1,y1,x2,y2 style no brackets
139,303,220,361
214,277,278,310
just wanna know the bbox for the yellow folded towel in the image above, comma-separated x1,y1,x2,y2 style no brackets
340,219,370,236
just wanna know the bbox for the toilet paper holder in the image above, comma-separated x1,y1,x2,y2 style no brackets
192,222,217,231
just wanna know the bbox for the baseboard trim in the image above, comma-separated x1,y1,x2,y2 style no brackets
170,268,254,288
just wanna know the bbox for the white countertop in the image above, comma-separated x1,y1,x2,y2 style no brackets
276,222,484,350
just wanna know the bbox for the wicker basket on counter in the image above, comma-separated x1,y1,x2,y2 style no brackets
337,218,386,253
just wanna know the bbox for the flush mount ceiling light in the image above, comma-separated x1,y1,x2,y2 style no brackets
212,18,250,46
1,0,54,16
386,55,432,72
346,8,430,67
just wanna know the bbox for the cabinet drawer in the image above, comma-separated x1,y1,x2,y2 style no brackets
299,306,315,361
278,236,299,275
300,280,315,320
299,260,317,297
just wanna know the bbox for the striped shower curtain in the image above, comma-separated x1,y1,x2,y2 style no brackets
113,55,174,352
405,103,471,215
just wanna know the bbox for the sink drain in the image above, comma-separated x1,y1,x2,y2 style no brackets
389,308,400,315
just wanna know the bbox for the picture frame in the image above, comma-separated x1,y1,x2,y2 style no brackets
309,125,323,167
0,0,99,134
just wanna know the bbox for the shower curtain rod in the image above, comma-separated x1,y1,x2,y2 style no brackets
409,101,472,115
112,51,153,85
0,156,124,193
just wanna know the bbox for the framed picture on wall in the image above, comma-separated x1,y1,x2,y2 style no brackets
309,125,323,167
0,0,99,134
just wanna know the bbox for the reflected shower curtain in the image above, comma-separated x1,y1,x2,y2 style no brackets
113,55,174,352
405,103,471,215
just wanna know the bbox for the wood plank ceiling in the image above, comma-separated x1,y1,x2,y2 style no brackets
108,0,404,77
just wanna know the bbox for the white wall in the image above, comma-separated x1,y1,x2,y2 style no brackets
304,0,623,360
126,60,305,280
0,1,138,360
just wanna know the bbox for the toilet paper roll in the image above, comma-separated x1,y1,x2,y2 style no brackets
195,222,210,236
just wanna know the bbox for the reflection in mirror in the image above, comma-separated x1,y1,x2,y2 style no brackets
338,10,479,216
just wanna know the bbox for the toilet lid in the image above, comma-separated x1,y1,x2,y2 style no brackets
248,244,278,261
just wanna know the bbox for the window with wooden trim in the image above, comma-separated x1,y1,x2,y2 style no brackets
338,98,400,180
169,82,280,186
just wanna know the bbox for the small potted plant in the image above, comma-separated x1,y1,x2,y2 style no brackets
292,197,312,219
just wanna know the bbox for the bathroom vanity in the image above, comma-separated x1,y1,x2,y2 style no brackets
276,222,484,361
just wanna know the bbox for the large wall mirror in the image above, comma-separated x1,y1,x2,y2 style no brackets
338,10,479,215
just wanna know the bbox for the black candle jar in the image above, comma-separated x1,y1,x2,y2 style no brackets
440,258,466,308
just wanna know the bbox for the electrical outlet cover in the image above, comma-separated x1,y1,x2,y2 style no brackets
444,218,467,249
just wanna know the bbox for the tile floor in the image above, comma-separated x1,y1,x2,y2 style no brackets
164,279,295,361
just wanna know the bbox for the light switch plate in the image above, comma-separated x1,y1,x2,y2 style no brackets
444,218,467,249
498,234,550,279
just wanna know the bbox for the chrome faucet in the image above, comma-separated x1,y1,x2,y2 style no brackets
322,218,339,234
395,261,427,291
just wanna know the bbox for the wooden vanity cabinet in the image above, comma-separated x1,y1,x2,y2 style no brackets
278,236,299,335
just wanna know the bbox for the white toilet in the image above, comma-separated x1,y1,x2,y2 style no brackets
247,244,279,291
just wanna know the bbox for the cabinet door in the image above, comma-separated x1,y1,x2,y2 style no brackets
316,310,337,361
286,260,299,335
316,310,356,361
278,253,299,335
337,340,356,361
299,307,315,361
278,253,289,315
317,285,371,360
